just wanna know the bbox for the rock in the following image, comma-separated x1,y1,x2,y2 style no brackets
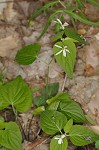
49,60,63,79
22,50,53,79
28,1,42,17
0,36,18,57
0,26,22,58
34,143,49,150
3,1,17,22
84,38,99,76
0,61,3,68
23,31,40,45
0,0,7,20
3,60,26,79
68,76,99,105
95,32,99,40
88,89,99,124
23,31,51,46
85,3,99,22
17,1,30,17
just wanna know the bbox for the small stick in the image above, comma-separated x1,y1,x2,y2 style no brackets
28,133,50,150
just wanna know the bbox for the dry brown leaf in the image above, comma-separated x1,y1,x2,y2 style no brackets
84,38,99,76
85,3,99,22
88,89,99,124
89,126,99,135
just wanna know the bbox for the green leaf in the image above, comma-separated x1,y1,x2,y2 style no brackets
33,106,45,115
0,130,3,145
59,100,86,123
52,31,64,42
42,83,59,99
40,110,67,135
0,122,22,150
0,122,6,130
64,119,73,133
47,100,60,110
86,0,99,7
50,135,68,150
85,115,97,125
33,95,46,107
29,1,58,21
76,0,85,9
46,93,71,105
31,85,41,93
46,93,71,110
47,93,85,122
0,76,32,112
65,28,86,44
69,125,99,146
38,10,63,39
65,9,99,26
33,83,59,106
53,38,76,78
95,140,99,150
0,116,4,122
15,43,41,65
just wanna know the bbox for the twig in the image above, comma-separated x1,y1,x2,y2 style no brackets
28,133,50,150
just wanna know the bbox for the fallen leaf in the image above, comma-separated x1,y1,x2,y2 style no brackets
88,89,99,124
89,126,99,135
84,38,99,76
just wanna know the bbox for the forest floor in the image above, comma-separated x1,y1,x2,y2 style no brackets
0,0,99,150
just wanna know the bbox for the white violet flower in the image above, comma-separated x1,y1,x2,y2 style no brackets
54,18,69,30
55,44,70,57
54,135,65,144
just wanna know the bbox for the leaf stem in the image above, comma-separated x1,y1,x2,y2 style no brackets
12,105,18,120
61,74,67,91
46,56,54,84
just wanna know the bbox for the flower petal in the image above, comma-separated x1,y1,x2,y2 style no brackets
58,138,63,144
66,49,70,53
61,135,65,139
55,50,63,56
63,22,69,27
54,137,60,140
55,44,62,49
63,50,66,57
57,18,62,25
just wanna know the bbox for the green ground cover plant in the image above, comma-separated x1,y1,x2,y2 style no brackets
0,0,99,150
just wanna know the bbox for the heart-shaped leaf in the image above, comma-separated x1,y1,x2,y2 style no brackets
65,28,86,44
0,122,22,150
59,100,86,123
50,135,68,150
47,100,60,110
95,140,99,150
46,92,70,105
53,38,76,78
40,110,67,135
64,119,73,133
15,43,41,65
33,83,59,106
69,125,99,146
0,76,32,112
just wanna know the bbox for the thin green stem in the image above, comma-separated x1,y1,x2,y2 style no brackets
61,74,67,92
47,56,55,83
58,0,66,8
71,17,77,30
12,105,18,121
